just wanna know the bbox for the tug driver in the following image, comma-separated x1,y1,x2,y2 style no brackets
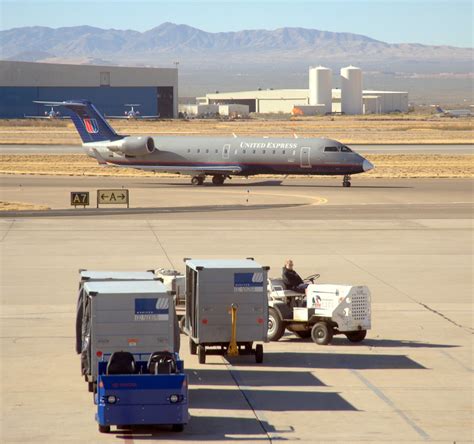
282,259,308,294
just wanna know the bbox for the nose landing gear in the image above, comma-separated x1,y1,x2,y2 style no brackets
343,175,351,187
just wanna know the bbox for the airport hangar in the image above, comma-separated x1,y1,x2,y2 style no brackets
198,66,409,115
0,60,178,119
198,88,409,114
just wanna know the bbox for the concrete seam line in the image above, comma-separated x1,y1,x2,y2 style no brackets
146,220,175,269
351,369,430,441
341,255,474,334
223,358,273,443
439,350,474,373
0,219,15,242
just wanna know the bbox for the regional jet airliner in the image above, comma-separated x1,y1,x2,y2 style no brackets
42,99,374,187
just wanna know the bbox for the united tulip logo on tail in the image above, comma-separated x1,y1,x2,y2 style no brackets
83,118,99,134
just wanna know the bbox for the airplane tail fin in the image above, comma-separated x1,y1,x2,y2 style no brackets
435,106,445,113
34,100,123,143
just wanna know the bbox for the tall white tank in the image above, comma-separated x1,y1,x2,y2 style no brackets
341,66,363,115
309,66,332,114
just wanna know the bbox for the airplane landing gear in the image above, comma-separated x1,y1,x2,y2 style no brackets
191,176,205,186
212,174,225,186
343,175,351,187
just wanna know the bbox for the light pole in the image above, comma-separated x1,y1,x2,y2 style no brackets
174,61,179,118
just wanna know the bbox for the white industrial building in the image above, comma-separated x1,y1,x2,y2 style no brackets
198,65,408,115
179,103,249,117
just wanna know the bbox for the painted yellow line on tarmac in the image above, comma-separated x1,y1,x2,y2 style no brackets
205,189,328,206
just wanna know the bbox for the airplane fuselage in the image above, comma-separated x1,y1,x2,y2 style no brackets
85,136,372,177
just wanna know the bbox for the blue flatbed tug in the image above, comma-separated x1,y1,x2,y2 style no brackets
96,351,188,433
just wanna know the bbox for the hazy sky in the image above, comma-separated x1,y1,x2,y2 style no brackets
1,0,472,47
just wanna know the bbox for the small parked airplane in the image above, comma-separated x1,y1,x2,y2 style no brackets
42,99,374,187
24,103,69,119
107,104,159,120
434,106,473,118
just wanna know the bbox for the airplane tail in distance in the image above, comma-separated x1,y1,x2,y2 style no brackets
34,100,123,143
435,106,445,114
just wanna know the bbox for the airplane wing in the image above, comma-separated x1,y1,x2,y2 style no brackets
100,162,243,175
105,116,129,119
24,116,49,119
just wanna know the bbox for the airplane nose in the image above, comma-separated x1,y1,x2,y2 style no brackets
362,159,374,171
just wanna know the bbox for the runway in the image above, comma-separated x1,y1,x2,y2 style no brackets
1,174,472,443
1,143,473,154
1,175,472,220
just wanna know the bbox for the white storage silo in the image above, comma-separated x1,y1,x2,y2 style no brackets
309,66,332,114
341,66,363,115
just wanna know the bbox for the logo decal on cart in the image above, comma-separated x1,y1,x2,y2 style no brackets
234,272,264,292
134,298,169,321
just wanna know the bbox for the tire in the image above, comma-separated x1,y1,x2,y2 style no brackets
172,424,184,432
311,322,333,345
245,342,253,354
294,329,311,339
212,175,225,185
255,344,263,363
98,425,110,433
189,337,197,355
198,345,206,364
345,330,367,343
191,176,204,186
87,381,93,393
267,307,285,342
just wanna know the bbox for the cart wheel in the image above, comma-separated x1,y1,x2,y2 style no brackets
93,382,97,394
98,424,110,433
294,330,311,339
87,381,93,392
345,330,367,343
255,344,264,363
189,337,197,355
311,322,333,345
267,307,285,342
198,345,206,364
172,424,184,432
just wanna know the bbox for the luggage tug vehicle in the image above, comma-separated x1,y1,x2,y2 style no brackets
268,276,371,344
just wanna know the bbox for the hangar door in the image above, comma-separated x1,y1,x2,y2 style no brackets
157,87,174,118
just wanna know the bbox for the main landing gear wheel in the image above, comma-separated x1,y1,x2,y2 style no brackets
212,174,225,185
189,337,197,355
198,345,206,364
343,175,351,187
191,176,205,186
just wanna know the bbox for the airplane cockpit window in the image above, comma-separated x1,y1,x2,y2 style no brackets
341,146,352,152
324,146,339,152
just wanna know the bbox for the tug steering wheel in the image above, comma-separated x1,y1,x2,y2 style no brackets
305,273,320,283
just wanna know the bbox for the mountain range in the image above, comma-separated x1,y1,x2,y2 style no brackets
1,22,472,67
1,23,472,101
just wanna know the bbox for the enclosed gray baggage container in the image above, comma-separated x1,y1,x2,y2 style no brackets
76,270,163,389
82,280,177,390
184,259,269,364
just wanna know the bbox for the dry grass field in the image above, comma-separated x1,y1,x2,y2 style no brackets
1,154,472,178
0,115,472,144
0,201,50,211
